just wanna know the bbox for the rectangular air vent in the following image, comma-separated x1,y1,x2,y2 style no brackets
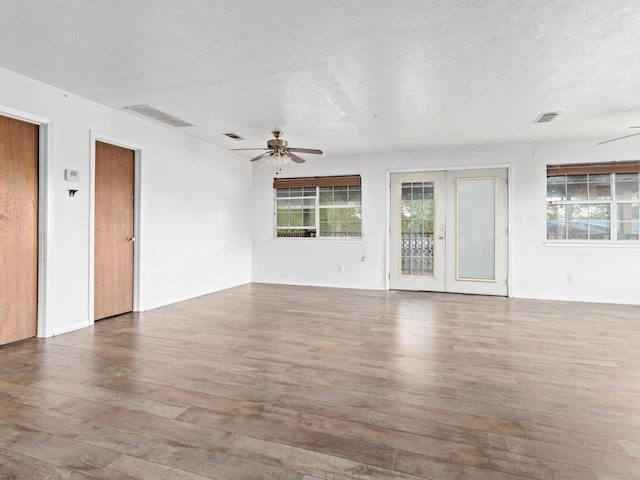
222,132,244,140
124,104,194,128
534,112,561,123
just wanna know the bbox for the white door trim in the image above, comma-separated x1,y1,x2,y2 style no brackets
89,131,144,325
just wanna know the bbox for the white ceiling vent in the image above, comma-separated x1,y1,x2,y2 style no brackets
124,104,194,128
222,132,244,140
534,112,561,123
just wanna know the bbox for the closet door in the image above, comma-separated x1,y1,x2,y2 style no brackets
0,115,38,345
94,141,135,320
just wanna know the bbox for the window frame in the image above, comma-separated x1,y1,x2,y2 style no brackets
273,175,363,239
546,162,640,243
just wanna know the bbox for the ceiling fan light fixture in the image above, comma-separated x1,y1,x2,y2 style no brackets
265,152,292,167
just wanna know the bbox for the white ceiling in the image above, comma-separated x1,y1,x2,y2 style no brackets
2,0,640,157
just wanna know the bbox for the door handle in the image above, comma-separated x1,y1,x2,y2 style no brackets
127,236,136,243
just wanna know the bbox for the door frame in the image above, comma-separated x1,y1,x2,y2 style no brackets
0,104,54,338
89,131,143,324
385,164,513,296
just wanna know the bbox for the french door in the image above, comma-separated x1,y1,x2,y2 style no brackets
389,171,446,291
389,168,508,296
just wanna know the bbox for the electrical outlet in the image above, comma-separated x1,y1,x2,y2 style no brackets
338,265,344,273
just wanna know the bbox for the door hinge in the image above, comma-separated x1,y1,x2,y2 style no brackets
505,278,508,286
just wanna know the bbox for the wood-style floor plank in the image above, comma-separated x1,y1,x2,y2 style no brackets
1,283,640,479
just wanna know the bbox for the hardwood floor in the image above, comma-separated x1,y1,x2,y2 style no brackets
1,283,640,479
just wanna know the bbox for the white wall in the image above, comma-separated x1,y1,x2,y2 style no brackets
2,61,637,340
252,140,640,305
0,67,252,337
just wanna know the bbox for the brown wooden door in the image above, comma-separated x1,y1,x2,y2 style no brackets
0,116,39,345
94,141,135,320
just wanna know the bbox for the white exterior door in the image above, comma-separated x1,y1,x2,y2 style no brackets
389,168,508,296
444,168,508,295
389,171,446,291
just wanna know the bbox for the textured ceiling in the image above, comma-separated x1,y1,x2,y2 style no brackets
1,0,640,156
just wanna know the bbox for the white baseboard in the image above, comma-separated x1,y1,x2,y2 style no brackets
50,319,91,337
251,279,385,291
141,281,251,311
511,292,640,306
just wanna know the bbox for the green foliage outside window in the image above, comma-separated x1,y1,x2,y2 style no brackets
546,171,639,241
275,185,362,238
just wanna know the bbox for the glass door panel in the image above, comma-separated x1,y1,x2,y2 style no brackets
457,178,496,280
400,181,434,277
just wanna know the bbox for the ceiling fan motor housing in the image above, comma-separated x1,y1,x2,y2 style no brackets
267,137,288,154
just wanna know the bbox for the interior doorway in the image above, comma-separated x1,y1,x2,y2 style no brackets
94,140,136,320
389,168,508,296
0,115,39,344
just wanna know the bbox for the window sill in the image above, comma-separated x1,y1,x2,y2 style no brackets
272,236,363,244
544,240,640,248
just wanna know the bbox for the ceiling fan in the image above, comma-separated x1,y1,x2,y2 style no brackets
231,130,323,166
597,126,640,145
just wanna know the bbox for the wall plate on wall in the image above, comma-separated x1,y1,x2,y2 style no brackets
65,169,79,182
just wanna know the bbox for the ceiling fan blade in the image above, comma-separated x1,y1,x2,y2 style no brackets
287,152,306,164
288,147,323,155
250,152,273,162
231,148,269,151
597,132,640,145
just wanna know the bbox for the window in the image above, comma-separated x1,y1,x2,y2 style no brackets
546,162,640,241
274,175,362,238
